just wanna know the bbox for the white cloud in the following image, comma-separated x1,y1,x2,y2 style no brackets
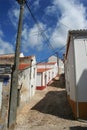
0,30,14,54
8,1,27,28
45,5,57,15
22,23,46,52
33,0,40,9
34,0,39,7
54,0,87,29
8,7,19,27
8,2,29,28
7,0,87,55
46,0,87,48
0,30,4,37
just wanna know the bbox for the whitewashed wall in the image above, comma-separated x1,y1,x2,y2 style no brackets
65,38,76,101
18,68,30,103
37,62,58,87
65,36,87,102
65,60,69,95
30,60,37,97
59,59,64,74
48,56,57,62
36,73,42,86
18,57,37,104
74,39,87,102
37,67,58,87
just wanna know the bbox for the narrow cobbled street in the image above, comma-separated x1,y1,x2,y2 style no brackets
14,85,87,130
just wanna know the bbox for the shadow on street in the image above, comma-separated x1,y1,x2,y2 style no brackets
48,74,65,88
31,89,74,120
70,126,87,130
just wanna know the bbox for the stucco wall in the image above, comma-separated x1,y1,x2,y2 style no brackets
74,39,87,102
19,69,30,104
30,60,37,97
36,73,42,86
65,37,76,101
37,62,58,88
18,57,37,105
37,67,58,87
1,75,11,125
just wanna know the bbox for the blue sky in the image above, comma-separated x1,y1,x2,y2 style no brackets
0,0,87,62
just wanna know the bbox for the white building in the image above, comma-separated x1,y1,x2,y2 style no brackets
48,55,57,62
36,62,58,90
65,30,87,118
0,53,37,115
58,59,64,74
48,55,64,74
18,55,37,105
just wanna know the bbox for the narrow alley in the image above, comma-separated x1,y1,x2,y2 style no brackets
14,78,87,130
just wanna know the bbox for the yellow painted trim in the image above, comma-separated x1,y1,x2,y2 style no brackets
67,95,87,118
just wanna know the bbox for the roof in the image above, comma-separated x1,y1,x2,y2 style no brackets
0,53,14,58
19,64,31,70
68,29,87,35
65,29,87,59
37,68,51,73
38,62,57,65
0,54,35,65
0,54,34,59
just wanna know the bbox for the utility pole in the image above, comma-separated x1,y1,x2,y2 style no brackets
8,0,25,128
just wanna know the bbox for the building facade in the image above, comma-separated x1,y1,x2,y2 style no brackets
65,30,87,118
0,53,37,125
36,62,58,90
48,55,64,74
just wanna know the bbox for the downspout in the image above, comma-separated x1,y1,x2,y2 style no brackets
73,36,79,118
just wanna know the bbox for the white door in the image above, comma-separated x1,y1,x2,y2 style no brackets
0,82,3,109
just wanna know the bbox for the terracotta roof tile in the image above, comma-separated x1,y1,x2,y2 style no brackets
37,68,51,73
19,64,30,70
38,62,57,65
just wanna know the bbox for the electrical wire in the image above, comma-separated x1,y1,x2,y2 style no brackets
20,52,66,73
24,0,67,66
20,44,66,71
25,0,56,53
25,0,68,56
